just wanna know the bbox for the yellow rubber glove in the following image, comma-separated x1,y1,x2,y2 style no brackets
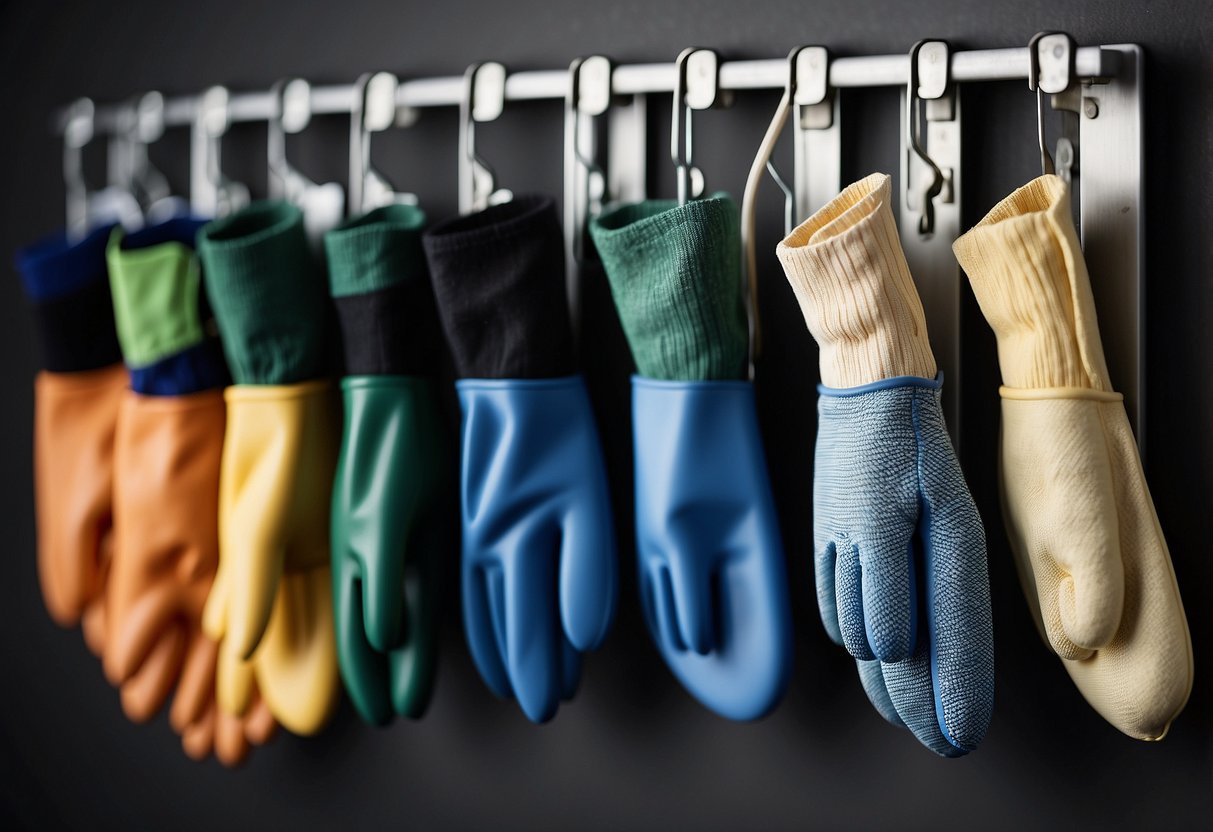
953,174,1193,740
202,381,341,735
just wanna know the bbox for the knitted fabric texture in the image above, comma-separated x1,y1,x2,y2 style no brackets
953,174,1193,740
817,382,993,755
197,201,329,385
422,195,573,379
589,196,747,381
325,204,440,377
15,224,123,372
775,173,936,388
107,219,209,368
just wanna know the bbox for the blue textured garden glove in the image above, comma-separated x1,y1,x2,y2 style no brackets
776,173,994,755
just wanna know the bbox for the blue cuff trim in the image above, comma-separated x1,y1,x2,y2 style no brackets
130,339,230,396
121,216,209,251
631,374,753,392
14,224,116,302
457,374,584,391
817,372,944,398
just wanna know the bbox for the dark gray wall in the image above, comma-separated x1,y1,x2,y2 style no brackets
0,1,1208,829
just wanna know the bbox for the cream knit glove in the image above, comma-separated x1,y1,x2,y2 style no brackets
953,174,1193,740
776,173,936,388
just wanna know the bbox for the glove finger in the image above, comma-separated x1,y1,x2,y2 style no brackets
503,540,563,724
334,556,393,726
815,540,844,647
559,632,582,702
859,534,918,663
665,542,716,656
255,567,340,736
557,472,617,652
855,658,905,728
388,551,441,720
920,461,994,753
834,541,874,661
104,584,176,685
81,594,108,658
216,637,256,717
225,533,286,662
119,626,186,723
243,691,277,746
170,629,217,733
645,559,686,653
181,704,215,762
215,706,252,768
464,561,512,699
880,650,968,758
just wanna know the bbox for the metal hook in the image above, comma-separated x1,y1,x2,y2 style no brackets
459,62,512,214
114,91,175,218
564,55,613,338
740,46,827,378
349,72,417,217
191,86,250,218
671,47,720,206
1029,31,1077,178
906,40,949,236
63,97,95,239
269,78,345,237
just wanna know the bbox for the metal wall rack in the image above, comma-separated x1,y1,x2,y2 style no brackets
55,40,1145,443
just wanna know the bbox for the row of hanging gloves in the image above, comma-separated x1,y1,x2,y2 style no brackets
16,170,1192,767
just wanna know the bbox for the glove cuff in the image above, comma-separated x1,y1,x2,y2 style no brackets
423,195,574,379
15,225,123,372
590,196,747,381
952,174,1113,392
198,201,328,385
107,219,210,368
776,173,936,389
326,205,440,376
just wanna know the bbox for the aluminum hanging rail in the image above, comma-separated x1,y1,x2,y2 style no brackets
59,46,1120,133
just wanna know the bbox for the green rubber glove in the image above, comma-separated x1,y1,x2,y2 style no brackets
589,195,747,381
325,205,451,724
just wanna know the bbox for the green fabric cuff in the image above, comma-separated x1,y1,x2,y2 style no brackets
106,228,204,368
589,195,747,381
197,201,328,384
324,204,428,298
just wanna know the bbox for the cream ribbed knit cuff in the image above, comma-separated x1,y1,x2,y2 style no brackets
952,174,1113,392
775,173,936,389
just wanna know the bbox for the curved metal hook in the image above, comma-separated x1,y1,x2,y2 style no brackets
116,91,176,217
460,61,512,214
906,40,946,236
671,47,719,206
349,72,416,217
191,86,250,218
1028,31,1076,177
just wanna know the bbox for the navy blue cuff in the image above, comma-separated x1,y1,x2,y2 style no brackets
120,216,209,251
129,338,230,396
15,223,116,302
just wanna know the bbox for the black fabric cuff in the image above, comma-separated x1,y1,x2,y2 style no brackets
31,278,124,372
334,281,442,376
422,195,574,379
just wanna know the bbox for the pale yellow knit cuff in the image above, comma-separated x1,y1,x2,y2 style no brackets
775,172,936,388
952,174,1113,392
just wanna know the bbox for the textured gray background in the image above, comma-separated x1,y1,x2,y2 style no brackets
0,1,1209,829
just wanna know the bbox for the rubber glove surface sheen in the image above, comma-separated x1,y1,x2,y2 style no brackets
424,196,617,723
777,173,993,755
16,224,125,643
953,174,1193,740
198,202,341,735
592,196,792,721
327,202,450,725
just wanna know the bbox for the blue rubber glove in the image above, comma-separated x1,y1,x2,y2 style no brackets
457,378,617,723
817,376,994,755
632,377,792,720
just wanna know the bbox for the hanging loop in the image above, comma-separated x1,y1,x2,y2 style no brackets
906,39,949,236
191,86,250,218
62,97,95,239
459,61,512,214
671,47,719,206
1029,31,1077,177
